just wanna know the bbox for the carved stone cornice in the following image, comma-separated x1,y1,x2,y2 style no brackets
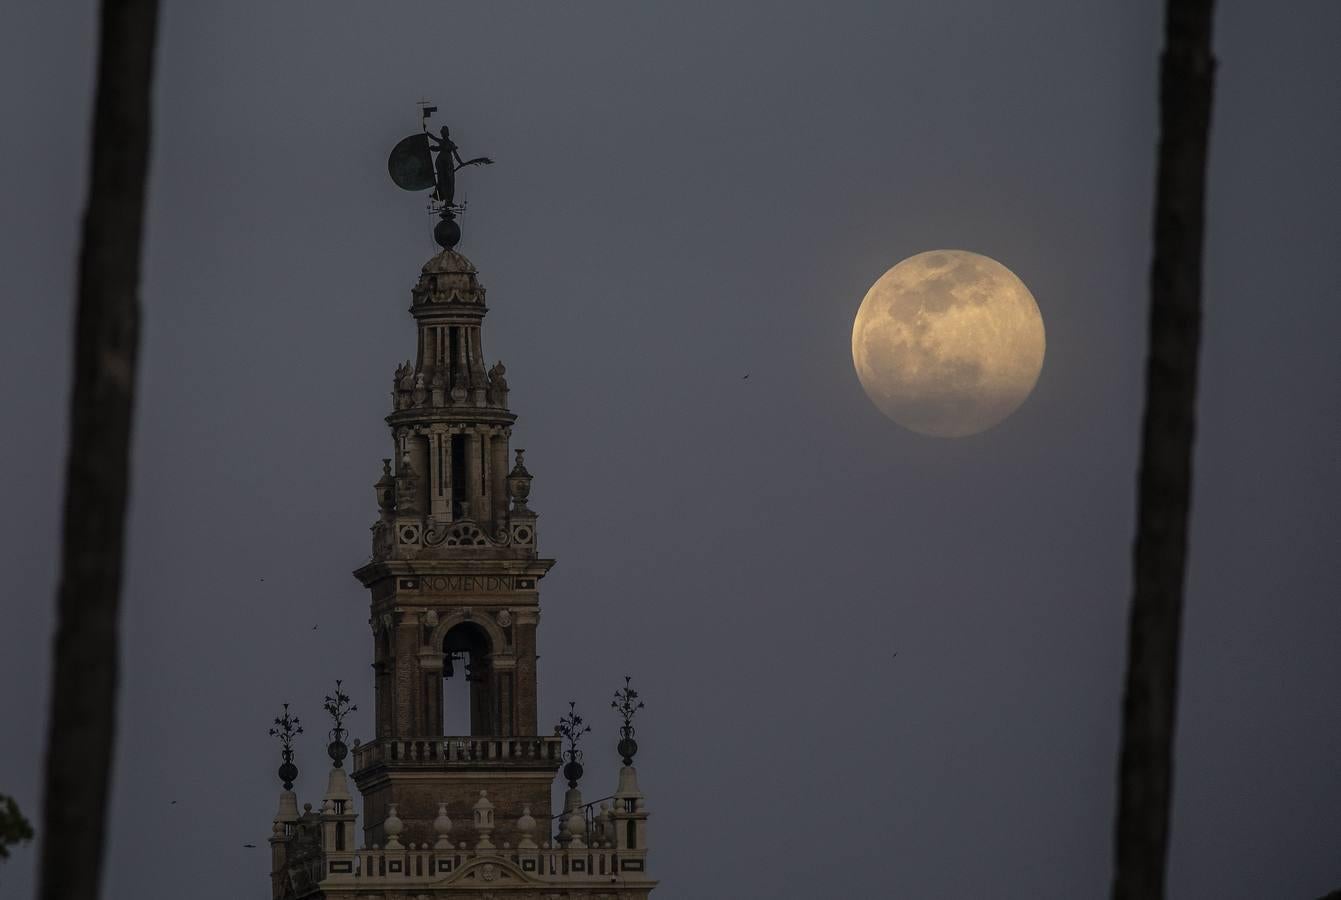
385,408,516,430
354,557,555,591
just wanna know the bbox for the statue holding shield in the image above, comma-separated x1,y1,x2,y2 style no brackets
388,105,494,248
426,126,492,208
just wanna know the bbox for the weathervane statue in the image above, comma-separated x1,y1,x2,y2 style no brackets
387,103,494,249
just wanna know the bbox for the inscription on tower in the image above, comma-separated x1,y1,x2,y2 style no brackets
396,575,536,593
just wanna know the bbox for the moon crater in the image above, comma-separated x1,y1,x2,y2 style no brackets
851,250,1045,437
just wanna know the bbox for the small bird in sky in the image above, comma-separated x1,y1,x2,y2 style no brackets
742,374,750,380
170,800,177,805
243,843,257,848
312,624,319,630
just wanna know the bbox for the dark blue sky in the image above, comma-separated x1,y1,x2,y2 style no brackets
2,2,1338,897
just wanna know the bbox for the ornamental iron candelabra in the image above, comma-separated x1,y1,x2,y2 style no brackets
555,701,592,789
611,675,645,766
323,679,357,768
269,703,303,790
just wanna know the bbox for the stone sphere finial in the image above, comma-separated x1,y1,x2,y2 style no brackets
565,807,587,849
433,802,453,850
434,215,461,250
516,804,538,849
384,803,405,850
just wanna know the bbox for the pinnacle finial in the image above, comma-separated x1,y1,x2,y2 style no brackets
433,802,453,849
612,675,646,765
322,679,357,768
268,703,303,790
507,449,533,513
556,700,593,789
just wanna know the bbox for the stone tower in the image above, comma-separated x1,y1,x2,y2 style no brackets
265,245,656,898
354,247,553,852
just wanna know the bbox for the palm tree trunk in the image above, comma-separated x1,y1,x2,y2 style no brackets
37,2,159,898
1111,1,1217,898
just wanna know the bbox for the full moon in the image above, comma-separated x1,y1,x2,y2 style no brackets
851,250,1045,437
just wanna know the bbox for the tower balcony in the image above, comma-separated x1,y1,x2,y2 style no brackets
352,735,562,771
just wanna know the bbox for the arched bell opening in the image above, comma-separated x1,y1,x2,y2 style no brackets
442,622,495,736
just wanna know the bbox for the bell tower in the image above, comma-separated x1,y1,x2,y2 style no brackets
264,113,655,898
352,245,558,850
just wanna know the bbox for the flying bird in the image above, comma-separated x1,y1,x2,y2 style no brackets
243,843,257,848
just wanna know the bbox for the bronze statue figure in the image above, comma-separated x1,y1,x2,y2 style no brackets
426,126,493,208
388,104,495,249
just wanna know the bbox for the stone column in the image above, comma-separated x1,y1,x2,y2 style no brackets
465,428,484,522
479,431,492,531
394,616,420,736
513,610,539,734
490,429,509,527
426,431,440,517
451,327,468,402
409,432,429,519
469,327,487,406
419,648,444,735
429,428,451,521
444,427,457,520
374,624,394,738
497,665,515,736
373,660,391,738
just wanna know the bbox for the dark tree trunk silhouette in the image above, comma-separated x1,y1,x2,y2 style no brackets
37,2,159,899
1111,1,1216,899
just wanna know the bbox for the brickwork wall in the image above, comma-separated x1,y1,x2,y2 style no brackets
514,621,538,734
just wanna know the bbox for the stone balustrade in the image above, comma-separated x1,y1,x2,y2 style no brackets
352,735,562,770
315,844,651,886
